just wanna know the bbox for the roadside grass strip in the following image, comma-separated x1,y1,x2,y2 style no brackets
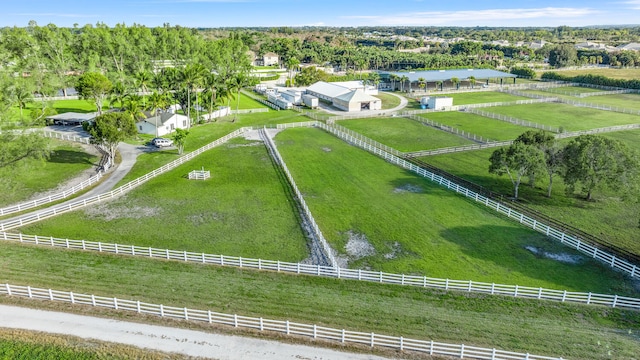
310,123,640,281
0,283,586,360
0,128,248,232
1,231,639,310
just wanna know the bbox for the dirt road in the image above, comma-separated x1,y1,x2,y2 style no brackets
0,305,394,360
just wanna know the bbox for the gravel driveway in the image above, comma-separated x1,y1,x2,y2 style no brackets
0,305,394,360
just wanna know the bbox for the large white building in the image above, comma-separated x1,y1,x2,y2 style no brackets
136,112,190,137
306,81,381,112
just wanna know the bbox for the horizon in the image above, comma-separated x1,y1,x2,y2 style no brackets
3,0,640,29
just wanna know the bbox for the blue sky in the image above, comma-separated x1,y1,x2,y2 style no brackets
3,0,640,28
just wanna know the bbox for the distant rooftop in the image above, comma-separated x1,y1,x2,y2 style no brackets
379,69,517,83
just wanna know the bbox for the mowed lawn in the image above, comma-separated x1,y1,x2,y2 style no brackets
338,117,473,152
423,143,640,256
372,92,401,109
421,112,531,141
527,87,640,111
1,243,639,360
538,67,640,80
0,140,98,208
275,127,636,294
18,138,308,262
447,91,529,105
484,103,640,131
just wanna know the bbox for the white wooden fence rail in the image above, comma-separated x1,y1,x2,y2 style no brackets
0,172,104,217
0,128,249,231
39,130,91,144
2,232,638,310
316,123,640,279
0,283,564,360
404,114,494,143
259,128,338,267
404,141,513,158
464,109,560,133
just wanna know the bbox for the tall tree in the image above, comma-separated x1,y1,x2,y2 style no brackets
88,112,136,165
549,44,578,68
285,56,300,87
562,135,639,201
180,64,207,127
76,72,112,115
0,132,50,169
489,142,545,199
171,128,189,155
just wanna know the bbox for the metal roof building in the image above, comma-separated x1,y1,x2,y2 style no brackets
378,69,517,83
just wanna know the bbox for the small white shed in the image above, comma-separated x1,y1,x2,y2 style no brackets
421,96,453,110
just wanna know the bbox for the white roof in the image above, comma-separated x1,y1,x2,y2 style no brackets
140,112,189,127
331,80,365,90
46,112,98,121
306,81,351,98
335,89,380,103
616,43,640,51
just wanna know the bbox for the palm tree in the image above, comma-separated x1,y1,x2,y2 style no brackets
108,81,128,110
355,57,367,79
436,80,443,91
180,64,207,128
8,85,33,119
451,77,460,90
468,76,476,89
229,73,249,122
285,57,300,87
400,75,409,92
202,73,221,119
134,70,153,107
123,94,146,122
417,77,426,92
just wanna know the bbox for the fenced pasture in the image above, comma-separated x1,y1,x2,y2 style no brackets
2,242,639,360
539,67,640,80
339,117,473,152
480,103,640,131
446,91,530,105
0,140,99,209
18,138,309,262
274,127,637,293
423,147,640,256
418,112,533,141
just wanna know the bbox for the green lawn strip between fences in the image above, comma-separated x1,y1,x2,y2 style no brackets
422,140,640,256
0,328,185,360
417,112,531,141
274,127,636,295
479,103,640,131
0,242,639,360
0,140,99,208
16,139,308,262
338,117,473,152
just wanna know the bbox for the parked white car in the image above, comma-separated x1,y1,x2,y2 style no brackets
154,138,173,147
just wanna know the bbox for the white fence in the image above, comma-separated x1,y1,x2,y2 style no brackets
0,172,104,217
0,283,564,360
464,109,560,133
39,130,91,144
555,98,640,115
188,170,210,180
405,141,513,158
0,128,248,231
241,90,282,111
557,124,640,139
230,108,269,114
2,231,638,310
404,114,494,143
327,123,404,157
316,123,640,279
259,128,337,268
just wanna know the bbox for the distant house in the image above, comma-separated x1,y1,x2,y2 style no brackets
261,52,280,66
136,112,190,137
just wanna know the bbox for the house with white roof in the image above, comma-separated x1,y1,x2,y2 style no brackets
136,112,190,137
616,43,640,51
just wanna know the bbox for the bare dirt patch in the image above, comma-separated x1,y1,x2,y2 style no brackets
186,212,223,226
383,242,403,260
525,246,583,264
393,184,423,194
344,231,376,260
85,199,162,221
322,147,332,153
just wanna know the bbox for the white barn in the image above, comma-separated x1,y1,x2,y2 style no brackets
306,81,382,112
420,96,453,110
136,112,190,137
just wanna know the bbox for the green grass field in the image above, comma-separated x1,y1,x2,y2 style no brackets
423,144,640,255
372,92,401,110
18,138,308,262
537,67,640,80
0,328,185,360
275,127,636,294
420,112,531,141
339,117,473,152
0,140,99,208
484,103,640,131
447,91,529,105
1,242,638,360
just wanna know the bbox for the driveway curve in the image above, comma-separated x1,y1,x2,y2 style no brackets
0,305,394,360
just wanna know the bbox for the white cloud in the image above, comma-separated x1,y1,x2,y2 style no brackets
620,0,640,9
342,7,600,26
